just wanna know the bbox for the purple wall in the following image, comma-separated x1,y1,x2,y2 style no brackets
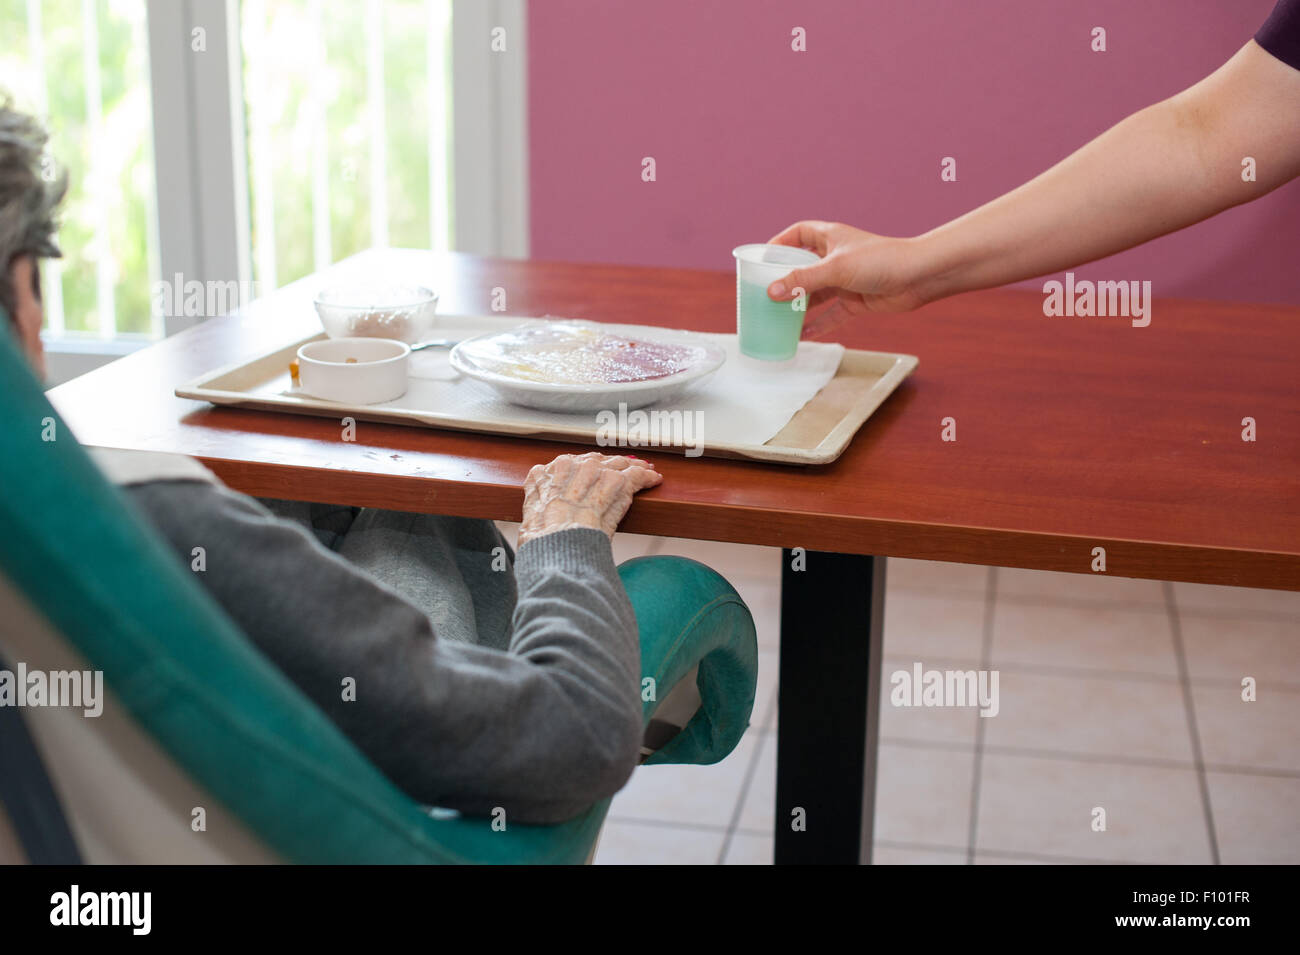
528,0,1300,305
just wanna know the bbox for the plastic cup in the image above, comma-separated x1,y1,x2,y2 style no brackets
732,243,822,361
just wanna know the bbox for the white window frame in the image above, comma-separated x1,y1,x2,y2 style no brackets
145,0,251,338
44,0,528,383
452,0,529,258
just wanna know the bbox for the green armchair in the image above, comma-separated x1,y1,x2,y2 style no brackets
0,321,758,864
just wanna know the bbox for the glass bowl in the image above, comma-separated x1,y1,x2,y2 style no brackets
312,285,439,344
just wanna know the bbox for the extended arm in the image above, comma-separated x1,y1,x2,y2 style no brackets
919,41,1300,301
769,40,1300,312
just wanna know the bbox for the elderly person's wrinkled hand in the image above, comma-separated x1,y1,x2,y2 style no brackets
518,452,662,546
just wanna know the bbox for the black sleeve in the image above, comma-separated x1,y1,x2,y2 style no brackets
1257,0,1300,71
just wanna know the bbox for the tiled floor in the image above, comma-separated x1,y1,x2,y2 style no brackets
498,524,1300,864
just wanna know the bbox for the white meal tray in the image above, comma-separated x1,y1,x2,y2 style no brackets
176,314,918,465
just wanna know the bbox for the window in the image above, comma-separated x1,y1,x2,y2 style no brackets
3,0,523,382
2,0,159,340
240,0,454,291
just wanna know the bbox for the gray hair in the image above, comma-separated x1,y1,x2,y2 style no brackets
0,95,67,320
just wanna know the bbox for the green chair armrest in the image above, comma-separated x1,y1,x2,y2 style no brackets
619,555,759,766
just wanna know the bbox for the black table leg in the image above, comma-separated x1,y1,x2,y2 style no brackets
775,550,885,864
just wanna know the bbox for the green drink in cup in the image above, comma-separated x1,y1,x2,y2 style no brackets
732,243,822,361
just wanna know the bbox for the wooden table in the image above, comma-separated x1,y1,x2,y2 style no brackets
48,249,1300,864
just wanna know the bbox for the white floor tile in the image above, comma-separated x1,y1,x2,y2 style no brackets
607,732,760,829
1173,582,1300,619
882,590,986,663
973,851,1108,865
981,670,1193,763
753,651,778,732
873,742,976,848
1206,772,1300,864
991,602,1178,676
976,752,1211,864
1192,682,1300,773
886,558,989,597
997,568,1166,607
878,663,981,746
1180,614,1300,685
872,843,967,865
592,820,726,865
720,831,773,865
735,733,776,833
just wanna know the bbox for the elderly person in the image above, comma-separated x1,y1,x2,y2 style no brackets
1,98,660,824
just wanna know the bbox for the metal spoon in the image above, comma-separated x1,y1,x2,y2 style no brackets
409,339,460,352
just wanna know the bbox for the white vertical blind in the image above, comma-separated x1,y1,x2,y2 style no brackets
365,0,389,250
308,0,332,272
80,0,116,338
426,0,451,252
244,0,278,289
24,0,67,336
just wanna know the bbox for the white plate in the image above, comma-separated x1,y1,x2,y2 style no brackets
448,320,727,412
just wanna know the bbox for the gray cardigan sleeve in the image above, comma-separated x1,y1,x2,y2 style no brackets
123,480,644,825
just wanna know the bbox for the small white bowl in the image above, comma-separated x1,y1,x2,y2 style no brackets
313,285,439,344
297,337,410,404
